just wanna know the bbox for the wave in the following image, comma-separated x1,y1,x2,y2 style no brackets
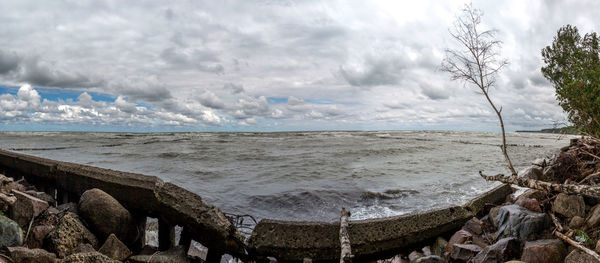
361,189,419,200
8,146,79,151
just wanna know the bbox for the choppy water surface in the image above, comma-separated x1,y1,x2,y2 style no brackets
0,131,573,222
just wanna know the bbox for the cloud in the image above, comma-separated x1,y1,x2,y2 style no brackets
197,90,226,109
420,82,450,100
339,55,407,87
0,50,20,74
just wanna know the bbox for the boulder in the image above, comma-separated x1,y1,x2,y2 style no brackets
586,204,600,228
45,212,98,258
515,197,542,213
4,246,56,263
520,239,567,263
0,214,23,247
553,193,585,218
496,205,550,240
78,188,143,247
463,217,484,235
450,244,482,262
431,237,447,257
9,189,50,227
60,252,120,263
415,255,443,263
569,216,585,229
489,207,501,228
445,229,472,255
128,246,189,263
471,237,523,263
519,166,543,180
27,225,54,248
518,189,545,202
564,249,598,263
98,233,131,261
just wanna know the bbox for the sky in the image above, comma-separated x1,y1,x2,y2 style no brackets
0,0,597,132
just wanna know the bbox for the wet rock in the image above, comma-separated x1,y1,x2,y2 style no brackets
515,197,542,213
450,244,482,262
496,205,550,240
98,233,131,261
570,216,585,229
0,214,23,247
128,246,189,263
471,237,523,263
78,188,143,247
520,239,567,263
431,237,447,256
519,166,543,180
415,255,443,263
5,246,56,263
564,249,598,263
553,193,585,218
45,212,98,258
27,224,54,248
586,204,600,228
60,252,120,263
445,229,472,255
9,189,50,227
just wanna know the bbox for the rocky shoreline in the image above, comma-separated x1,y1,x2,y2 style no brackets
0,179,200,263
376,137,600,263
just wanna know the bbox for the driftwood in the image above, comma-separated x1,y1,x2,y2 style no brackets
550,213,563,232
479,172,600,198
339,208,353,263
555,231,600,261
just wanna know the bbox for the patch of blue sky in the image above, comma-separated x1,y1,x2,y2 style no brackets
305,99,332,104
0,84,115,103
266,97,288,104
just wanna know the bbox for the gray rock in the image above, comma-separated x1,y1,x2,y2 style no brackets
586,204,600,228
98,233,131,261
569,216,585,229
128,246,189,263
45,212,98,258
553,193,585,218
451,244,482,262
5,246,56,263
415,255,443,263
496,205,550,240
472,237,523,263
520,239,566,263
564,249,598,263
519,166,543,180
60,252,120,263
78,188,143,247
0,214,23,247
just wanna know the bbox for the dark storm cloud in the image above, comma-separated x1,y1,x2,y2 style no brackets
0,50,20,74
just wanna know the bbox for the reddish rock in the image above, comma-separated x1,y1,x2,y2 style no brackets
519,189,546,201
98,233,131,261
564,249,598,263
463,217,484,235
489,207,501,228
553,193,585,218
445,229,472,255
9,189,50,227
471,237,523,263
26,225,54,248
520,239,567,263
515,197,542,212
451,244,482,262
5,246,57,263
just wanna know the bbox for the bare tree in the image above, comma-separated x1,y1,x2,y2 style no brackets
441,4,517,175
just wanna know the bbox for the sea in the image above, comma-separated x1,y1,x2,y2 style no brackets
0,131,574,224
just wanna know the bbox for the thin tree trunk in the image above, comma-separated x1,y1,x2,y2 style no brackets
482,91,517,176
340,208,352,263
479,172,600,198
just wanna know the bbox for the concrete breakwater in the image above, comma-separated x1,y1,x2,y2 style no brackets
0,149,512,262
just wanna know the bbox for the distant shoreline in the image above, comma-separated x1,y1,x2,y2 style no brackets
516,127,579,135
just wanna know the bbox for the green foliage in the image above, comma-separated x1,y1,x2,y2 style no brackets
573,230,593,246
541,25,600,137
